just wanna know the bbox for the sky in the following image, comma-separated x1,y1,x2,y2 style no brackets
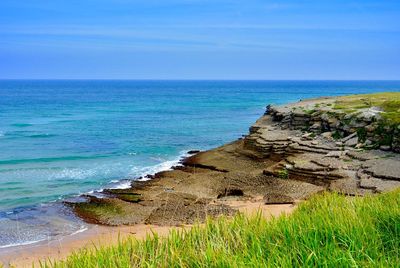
0,0,399,80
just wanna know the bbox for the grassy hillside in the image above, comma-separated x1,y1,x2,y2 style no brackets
334,92,400,124
37,189,400,268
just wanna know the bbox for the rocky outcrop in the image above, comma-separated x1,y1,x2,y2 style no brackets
68,94,400,226
244,97,400,196
260,102,399,152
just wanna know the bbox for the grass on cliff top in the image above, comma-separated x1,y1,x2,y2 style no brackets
333,92,400,124
38,189,400,268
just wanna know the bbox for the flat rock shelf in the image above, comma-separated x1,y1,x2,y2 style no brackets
67,93,400,226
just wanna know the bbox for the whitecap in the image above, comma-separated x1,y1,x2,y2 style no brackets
110,180,132,189
106,151,190,189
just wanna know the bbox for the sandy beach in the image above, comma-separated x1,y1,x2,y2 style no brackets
1,200,295,267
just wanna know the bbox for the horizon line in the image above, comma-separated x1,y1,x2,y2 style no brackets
1,79,400,82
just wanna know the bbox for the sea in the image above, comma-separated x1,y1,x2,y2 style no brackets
0,80,399,249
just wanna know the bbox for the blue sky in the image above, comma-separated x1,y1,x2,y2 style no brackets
0,0,399,79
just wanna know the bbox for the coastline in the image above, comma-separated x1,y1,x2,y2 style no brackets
0,151,190,251
2,92,400,267
1,200,295,267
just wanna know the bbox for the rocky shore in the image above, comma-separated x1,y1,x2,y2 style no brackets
67,93,400,226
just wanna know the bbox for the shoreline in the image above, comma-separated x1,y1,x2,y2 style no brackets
2,92,400,267
0,150,192,252
1,199,295,267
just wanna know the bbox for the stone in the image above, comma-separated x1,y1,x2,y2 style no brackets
360,107,382,121
321,132,333,140
364,158,400,181
301,133,314,140
379,145,391,151
365,125,375,133
355,143,364,149
359,176,400,193
264,193,294,204
341,132,357,142
310,122,322,130
285,164,294,170
345,137,358,147
325,150,348,158
365,139,373,146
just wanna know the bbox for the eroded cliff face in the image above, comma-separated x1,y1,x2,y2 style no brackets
67,94,400,226
248,96,400,153
244,96,400,196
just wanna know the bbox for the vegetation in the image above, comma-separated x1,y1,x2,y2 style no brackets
277,168,289,179
356,127,367,143
333,92,400,124
41,190,399,268
332,130,343,140
73,200,125,221
381,100,400,124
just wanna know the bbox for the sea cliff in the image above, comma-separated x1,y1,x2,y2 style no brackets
67,92,400,226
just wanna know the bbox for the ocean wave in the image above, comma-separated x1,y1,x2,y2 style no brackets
28,133,58,138
0,238,47,249
11,123,32,128
70,226,88,236
0,155,110,165
109,151,189,189
48,168,98,181
0,202,88,250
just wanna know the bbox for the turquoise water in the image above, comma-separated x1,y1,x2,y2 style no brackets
0,80,399,248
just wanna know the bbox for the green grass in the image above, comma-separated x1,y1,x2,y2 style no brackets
41,190,400,268
277,168,289,179
333,92,400,124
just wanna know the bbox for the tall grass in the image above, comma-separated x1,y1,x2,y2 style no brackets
43,190,399,267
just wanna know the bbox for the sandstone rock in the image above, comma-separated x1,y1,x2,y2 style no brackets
325,150,348,158
264,193,294,204
341,132,357,142
321,132,333,140
345,137,358,147
359,176,400,193
310,122,321,130
355,143,364,149
301,133,314,140
364,158,400,181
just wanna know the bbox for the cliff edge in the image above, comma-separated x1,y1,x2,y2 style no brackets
67,92,400,226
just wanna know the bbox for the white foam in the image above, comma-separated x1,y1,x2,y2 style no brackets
111,180,132,189
49,168,98,180
70,226,88,236
111,151,189,189
0,238,46,249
